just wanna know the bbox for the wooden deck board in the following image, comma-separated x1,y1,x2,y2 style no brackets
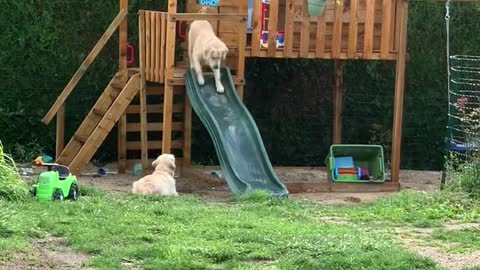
245,47,398,60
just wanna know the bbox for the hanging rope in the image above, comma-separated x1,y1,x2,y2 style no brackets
445,0,452,135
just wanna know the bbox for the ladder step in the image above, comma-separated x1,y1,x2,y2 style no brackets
74,134,89,143
110,89,122,99
114,72,126,79
128,68,140,77
92,108,107,116
111,82,125,90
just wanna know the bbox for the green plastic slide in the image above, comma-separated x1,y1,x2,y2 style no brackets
184,68,289,197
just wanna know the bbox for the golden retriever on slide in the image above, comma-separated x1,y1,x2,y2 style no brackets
131,154,178,196
188,11,229,93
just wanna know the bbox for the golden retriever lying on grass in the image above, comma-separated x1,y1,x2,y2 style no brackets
132,154,178,196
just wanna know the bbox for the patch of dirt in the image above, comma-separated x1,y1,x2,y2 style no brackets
398,170,442,192
31,237,93,269
444,223,480,231
318,218,480,269
402,239,480,270
20,161,443,207
394,223,480,240
120,258,142,270
20,163,442,205
79,172,232,200
63,164,442,204
394,225,480,270
0,237,93,270
0,249,53,270
290,192,393,205
318,216,351,225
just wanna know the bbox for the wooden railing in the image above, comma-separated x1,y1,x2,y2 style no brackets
169,12,247,77
138,11,168,83
138,11,248,83
42,10,128,125
247,0,399,60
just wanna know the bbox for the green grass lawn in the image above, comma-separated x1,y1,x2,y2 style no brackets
1,188,480,270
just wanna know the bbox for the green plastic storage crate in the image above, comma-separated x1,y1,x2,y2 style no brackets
324,144,385,183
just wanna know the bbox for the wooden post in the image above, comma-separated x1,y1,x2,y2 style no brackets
139,11,148,174
267,0,279,57
315,8,326,58
347,0,359,58
117,115,127,173
391,0,409,183
236,1,248,99
331,0,343,59
380,0,393,59
284,0,295,57
251,0,262,57
55,104,65,160
178,7,192,170
162,0,177,153
119,0,128,71
333,60,345,144
118,0,128,173
183,97,192,169
363,0,375,59
139,85,148,174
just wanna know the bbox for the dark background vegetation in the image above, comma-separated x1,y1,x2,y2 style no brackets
1,1,479,170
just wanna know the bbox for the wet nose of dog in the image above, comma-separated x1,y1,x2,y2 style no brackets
213,65,219,69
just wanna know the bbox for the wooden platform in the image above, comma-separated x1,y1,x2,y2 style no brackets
245,47,398,60
285,182,400,193
168,66,245,85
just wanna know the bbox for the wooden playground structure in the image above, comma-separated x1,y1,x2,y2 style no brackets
42,0,413,192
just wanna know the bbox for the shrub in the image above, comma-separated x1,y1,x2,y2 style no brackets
444,82,480,197
444,151,480,198
0,142,29,201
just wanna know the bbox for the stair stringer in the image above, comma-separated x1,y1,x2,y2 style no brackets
68,74,141,174
57,71,128,165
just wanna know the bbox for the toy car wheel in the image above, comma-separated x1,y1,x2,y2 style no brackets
53,190,64,202
68,184,79,201
30,187,36,197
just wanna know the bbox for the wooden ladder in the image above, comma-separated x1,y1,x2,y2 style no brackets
57,72,141,175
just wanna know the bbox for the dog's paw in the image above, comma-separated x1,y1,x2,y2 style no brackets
216,85,225,93
197,76,205,85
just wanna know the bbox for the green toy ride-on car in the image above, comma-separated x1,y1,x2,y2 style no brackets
31,163,79,202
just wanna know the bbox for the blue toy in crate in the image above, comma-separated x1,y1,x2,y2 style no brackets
198,0,218,6
334,156,354,168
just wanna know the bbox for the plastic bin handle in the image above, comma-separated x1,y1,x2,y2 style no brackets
329,156,334,169
378,156,384,176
